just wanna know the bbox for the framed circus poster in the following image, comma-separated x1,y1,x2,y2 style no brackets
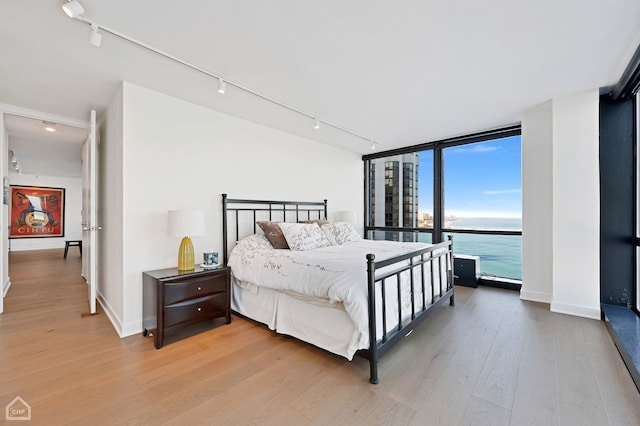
9,185,65,238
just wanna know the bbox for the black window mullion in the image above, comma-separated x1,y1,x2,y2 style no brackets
433,147,443,244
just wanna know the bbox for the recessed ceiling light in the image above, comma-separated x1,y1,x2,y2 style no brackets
43,121,56,132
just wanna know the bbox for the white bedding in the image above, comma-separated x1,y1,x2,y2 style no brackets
228,234,446,354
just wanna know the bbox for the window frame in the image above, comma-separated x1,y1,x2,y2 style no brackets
363,125,522,280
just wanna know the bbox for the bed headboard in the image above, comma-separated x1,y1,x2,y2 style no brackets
222,194,328,265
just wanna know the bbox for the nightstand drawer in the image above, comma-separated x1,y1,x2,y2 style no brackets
164,273,227,305
164,294,227,328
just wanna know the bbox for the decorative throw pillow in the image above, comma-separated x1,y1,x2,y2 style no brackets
257,221,289,249
277,222,332,251
321,222,361,245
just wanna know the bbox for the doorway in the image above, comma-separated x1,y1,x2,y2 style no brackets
2,112,89,314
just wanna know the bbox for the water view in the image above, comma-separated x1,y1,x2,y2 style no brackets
419,217,522,280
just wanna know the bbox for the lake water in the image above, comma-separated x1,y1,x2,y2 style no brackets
418,217,522,280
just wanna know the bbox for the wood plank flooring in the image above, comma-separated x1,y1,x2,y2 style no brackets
1,249,639,425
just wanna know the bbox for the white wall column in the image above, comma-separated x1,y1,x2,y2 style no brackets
521,89,601,319
521,100,554,303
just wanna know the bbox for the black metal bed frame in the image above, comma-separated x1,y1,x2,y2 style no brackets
222,194,455,384
222,194,328,266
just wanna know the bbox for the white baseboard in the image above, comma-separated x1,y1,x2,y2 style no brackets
550,301,601,320
96,291,124,337
120,320,142,338
3,278,11,297
96,291,142,338
520,289,552,304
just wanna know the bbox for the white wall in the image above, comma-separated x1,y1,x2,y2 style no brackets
521,100,554,303
550,90,600,318
6,174,82,251
98,85,125,333
100,82,364,337
521,89,600,319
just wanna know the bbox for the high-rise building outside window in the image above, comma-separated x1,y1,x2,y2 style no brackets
370,154,419,241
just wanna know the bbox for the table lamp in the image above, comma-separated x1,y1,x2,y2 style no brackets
168,210,205,271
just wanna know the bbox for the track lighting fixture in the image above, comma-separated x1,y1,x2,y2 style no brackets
89,24,102,47
10,150,17,164
43,121,57,132
62,5,380,151
62,0,85,18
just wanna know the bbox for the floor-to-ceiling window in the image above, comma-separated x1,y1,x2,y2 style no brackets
442,137,522,279
364,126,522,282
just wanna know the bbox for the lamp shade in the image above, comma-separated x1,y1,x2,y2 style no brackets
334,210,356,224
168,210,205,237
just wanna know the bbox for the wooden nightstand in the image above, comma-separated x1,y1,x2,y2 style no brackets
142,265,231,349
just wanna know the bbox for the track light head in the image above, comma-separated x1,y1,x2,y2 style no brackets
62,0,85,18
43,121,56,132
371,141,376,150
314,118,320,130
89,24,102,47
217,78,226,94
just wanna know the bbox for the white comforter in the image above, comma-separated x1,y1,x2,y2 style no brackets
228,235,440,346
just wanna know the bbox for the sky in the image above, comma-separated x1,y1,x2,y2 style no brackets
418,135,521,218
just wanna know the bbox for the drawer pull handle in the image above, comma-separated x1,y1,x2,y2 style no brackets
197,307,202,312
197,286,202,291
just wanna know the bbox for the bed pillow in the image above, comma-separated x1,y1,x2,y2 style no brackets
321,222,361,245
278,222,332,251
257,221,289,249
298,219,329,225
238,233,274,251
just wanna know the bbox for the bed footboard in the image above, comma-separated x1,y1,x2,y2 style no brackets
364,237,454,384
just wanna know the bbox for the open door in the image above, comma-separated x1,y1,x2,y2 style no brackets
81,110,99,314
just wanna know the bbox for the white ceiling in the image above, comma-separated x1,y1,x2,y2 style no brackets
1,0,640,159
5,114,86,178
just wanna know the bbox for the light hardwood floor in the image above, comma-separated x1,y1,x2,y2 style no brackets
1,249,640,425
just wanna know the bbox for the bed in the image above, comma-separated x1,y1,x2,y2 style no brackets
222,194,454,384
